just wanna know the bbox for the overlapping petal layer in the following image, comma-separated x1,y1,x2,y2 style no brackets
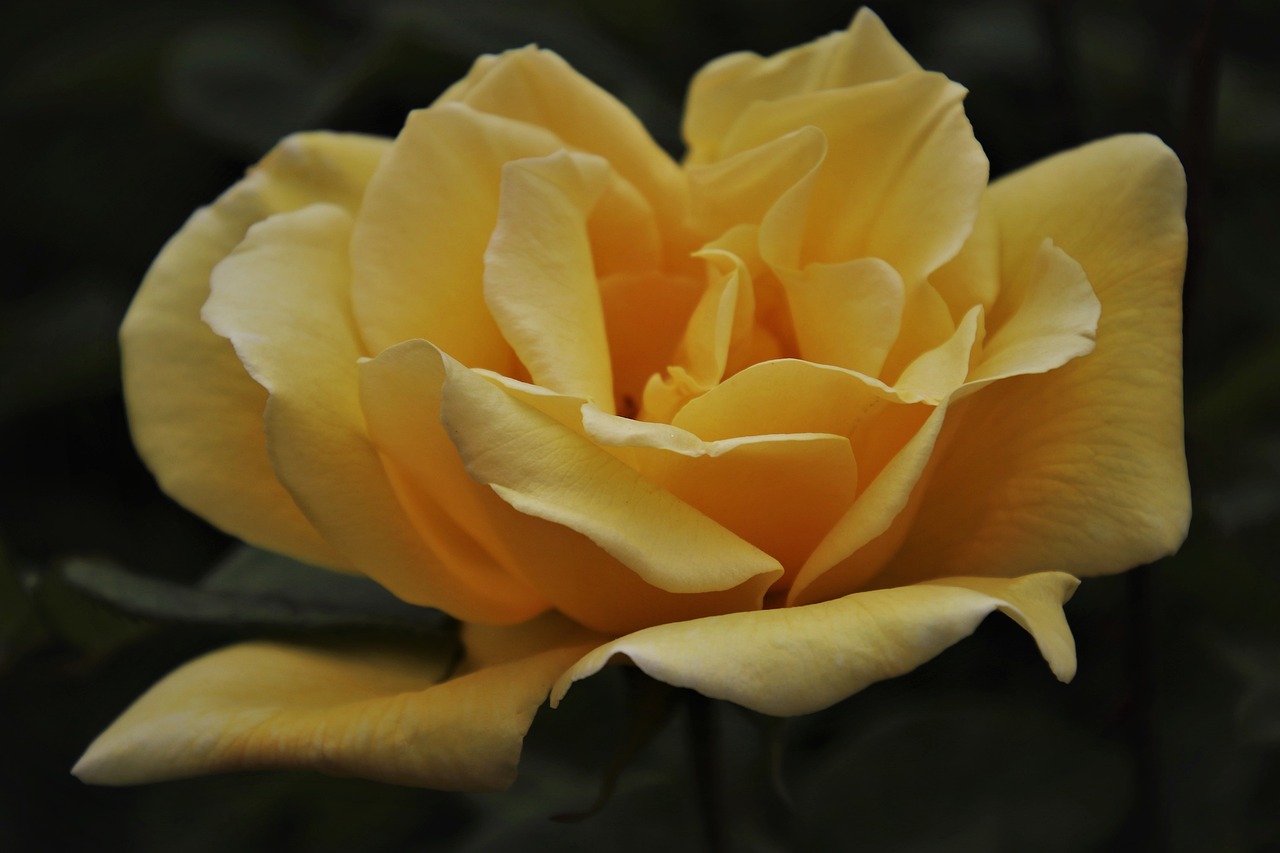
553,572,1080,716
120,133,387,569
75,615,604,790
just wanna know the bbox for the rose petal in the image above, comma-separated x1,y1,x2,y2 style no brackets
362,340,779,634
205,205,542,623
438,46,687,260
438,352,783,596
121,132,386,569
553,572,1079,717
750,72,987,285
350,103,562,367
683,8,920,165
962,239,1101,390
483,151,616,410
74,615,602,790
876,135,1190,586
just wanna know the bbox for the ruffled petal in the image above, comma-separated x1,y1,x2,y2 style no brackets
484,151,616,410
438,46,687,259
74,615,602,790
205,205,542,623
553,572,1079,717
437,351,783,596
120,132,387,569
750,73,987,284
349,103,561,368
362,340,778,635
683,8,920,165
876,135,1190,586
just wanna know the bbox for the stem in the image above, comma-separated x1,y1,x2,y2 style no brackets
688,692,728,853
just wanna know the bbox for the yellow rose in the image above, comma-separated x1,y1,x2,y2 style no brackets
76,9,1188,790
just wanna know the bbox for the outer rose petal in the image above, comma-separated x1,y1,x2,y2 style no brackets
875,135,1190,587
120,132,387,569
684,8,920,165
553,573,1079,717
436,46,687,251
205,205,543,623
74,615,604,790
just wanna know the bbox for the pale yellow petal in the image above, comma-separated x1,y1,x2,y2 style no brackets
483,151,615,409
553,572,1079,717
745,72,987,287
776,257,906,377
876,135,1190,586
894,305,982,403
350,103,561,368
75,614,602,790
205,205,541,623
685,126,826,237
961,239,1101,390
683,8,920,165
363,340,777,635
437,352,783,596
121,132,387,569
788,401,948,605
438,46,687,258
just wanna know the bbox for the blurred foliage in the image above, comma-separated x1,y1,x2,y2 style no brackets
2,0,1278,850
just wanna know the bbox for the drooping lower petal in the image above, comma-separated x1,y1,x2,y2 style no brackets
74,615,603,790
553,572,1079,717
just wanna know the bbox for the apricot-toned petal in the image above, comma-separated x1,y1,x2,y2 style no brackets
74,614,602,790
553,572,1079,717
362,340,775,634
894,305,982,404
684,8,920,165
437,351,782,596
686,127,827,236
599,269,705,418
673,358,904,442
483,151,615,409
788,401,948,605
750,73,986,285
438,47,687,248
962,240,1100,390
877,135,1190,586
596,417,858,581
205,205,541,623
641,242,751,422
350,103,561,369
121,132,387,570
778,257,906,377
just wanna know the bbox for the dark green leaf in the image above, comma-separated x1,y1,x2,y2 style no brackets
58,546,455,638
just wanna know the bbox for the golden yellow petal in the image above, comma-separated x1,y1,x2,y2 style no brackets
876,135,1190,586
350,103,560,369
205,205,542,623
121,132,387,569
683,8,920,165
75,615,602,790
438,46,688,260
362,340,776,635
553,572,1079,717
484,151,616,410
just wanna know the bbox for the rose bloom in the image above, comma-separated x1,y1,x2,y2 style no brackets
77,10,1188,790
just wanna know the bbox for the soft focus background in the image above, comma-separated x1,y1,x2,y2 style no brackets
2,0,1277,850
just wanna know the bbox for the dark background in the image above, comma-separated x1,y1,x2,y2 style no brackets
2,0,1278,850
